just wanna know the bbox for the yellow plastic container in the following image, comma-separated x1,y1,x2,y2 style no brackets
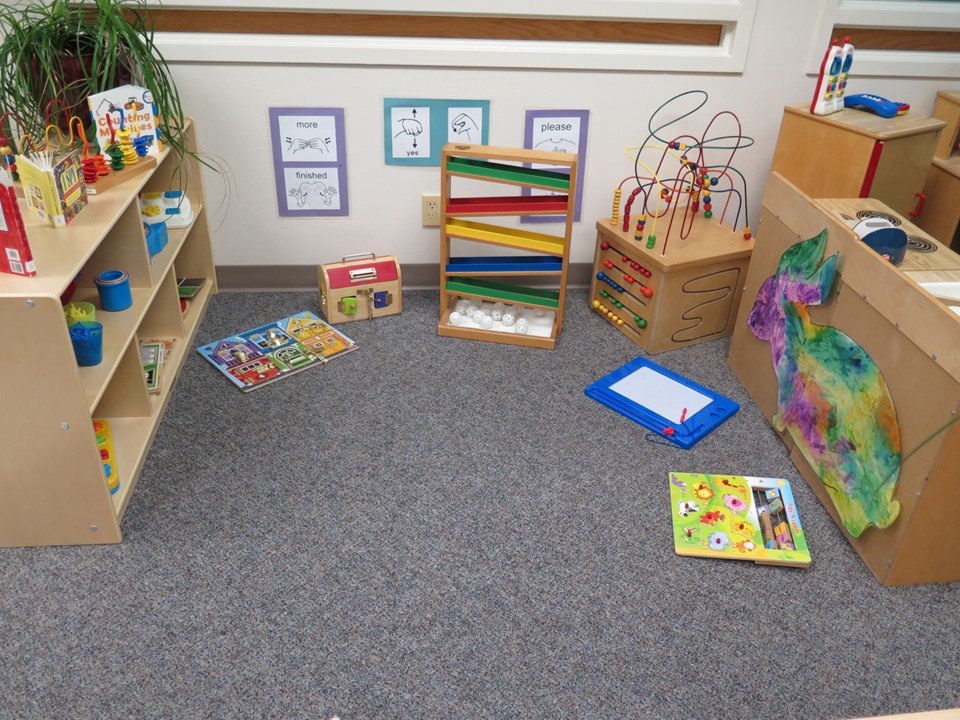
64,302,96,326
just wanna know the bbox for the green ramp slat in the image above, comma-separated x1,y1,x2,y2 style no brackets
446,157,571,190
445,277,560,309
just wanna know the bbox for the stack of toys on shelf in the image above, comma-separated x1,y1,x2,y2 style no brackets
591,91,755,354
437,143,578,350
0,86,161,222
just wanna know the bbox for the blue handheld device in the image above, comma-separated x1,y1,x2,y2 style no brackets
844,94,907,118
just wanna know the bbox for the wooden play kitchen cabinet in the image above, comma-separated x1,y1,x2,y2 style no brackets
0,119,217,547
770,103,944,219
729,174,960,586
916,91,960,251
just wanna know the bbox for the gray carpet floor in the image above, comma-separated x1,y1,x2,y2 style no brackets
2,289,958,720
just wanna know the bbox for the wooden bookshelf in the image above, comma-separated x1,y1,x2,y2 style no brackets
0,118,218,547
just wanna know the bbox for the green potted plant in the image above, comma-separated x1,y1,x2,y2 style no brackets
0,0,188,161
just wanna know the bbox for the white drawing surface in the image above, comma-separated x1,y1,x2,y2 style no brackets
284,167,341,211
277,114,338,162
448,107,483,143
391,106,430,159
609,366,711,424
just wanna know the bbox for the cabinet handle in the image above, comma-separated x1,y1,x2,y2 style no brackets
909,192,926,218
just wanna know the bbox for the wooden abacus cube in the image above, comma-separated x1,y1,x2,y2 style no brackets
590,216,754,355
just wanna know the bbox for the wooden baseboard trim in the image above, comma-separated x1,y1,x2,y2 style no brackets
216,263,593,291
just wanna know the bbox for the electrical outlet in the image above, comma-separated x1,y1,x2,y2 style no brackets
422,193,441,227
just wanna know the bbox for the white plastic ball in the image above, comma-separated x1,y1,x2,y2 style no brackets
501,312,516,327
454,300,469,314
466,305,479,319
478,314,494,329
514,318,529,334
448,311,464,326
491,308,503,321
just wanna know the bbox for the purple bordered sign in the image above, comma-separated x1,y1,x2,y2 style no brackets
521,109,589,224
269,107,349,217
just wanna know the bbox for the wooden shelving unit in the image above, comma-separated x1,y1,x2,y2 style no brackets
0,118,217,546
770,104,944,219
437,143,578,350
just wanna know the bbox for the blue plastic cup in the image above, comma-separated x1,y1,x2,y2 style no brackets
143,220,168,258
95,270,133,311
70,321,103,366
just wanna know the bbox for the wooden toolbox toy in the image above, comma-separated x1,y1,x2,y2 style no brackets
318,253,402,323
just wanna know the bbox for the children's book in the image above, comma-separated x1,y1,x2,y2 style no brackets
177,277,206,299
17,149,87,228
139,338,176,394
197,311,357,392
139,341,163,394
0,170,35,276
668,472,811,567
87,85,160,158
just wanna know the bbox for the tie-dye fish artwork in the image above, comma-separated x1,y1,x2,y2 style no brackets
747,230,901,537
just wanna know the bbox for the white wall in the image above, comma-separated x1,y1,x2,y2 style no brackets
161,2,960,269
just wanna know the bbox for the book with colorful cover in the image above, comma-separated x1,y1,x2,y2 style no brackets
0,170,35,276
669,472,811,567
17,149,88,228
139,338,176,394
139,341,163,394
197,311,357,392
87,85,160,158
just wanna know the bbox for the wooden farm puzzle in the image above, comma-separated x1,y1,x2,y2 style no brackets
669,472,811,568
197,311,357,391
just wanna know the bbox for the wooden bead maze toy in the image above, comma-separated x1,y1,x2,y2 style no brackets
591,91,755,354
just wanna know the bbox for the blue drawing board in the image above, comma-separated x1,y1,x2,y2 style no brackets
585,357,738,449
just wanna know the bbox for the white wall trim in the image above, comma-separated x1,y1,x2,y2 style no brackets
807,0,960,79
151,0,758,73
